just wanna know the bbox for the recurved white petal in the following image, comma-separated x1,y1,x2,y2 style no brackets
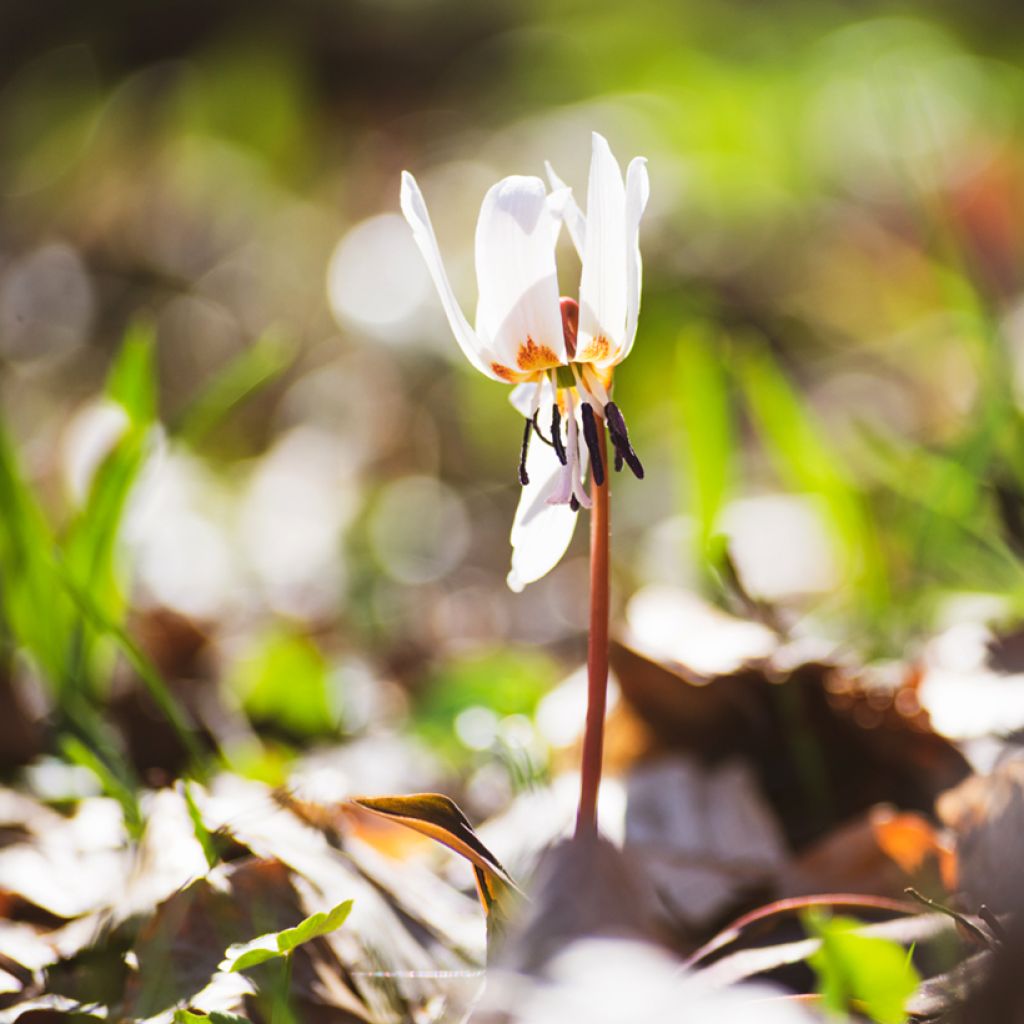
474,176,566,379
545,162,586,258
577,133,628,367
509,373,554,418
620,156,650,363
400,171,500,380
507,436,580,592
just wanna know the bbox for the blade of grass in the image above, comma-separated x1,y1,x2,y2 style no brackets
0,419,72,686
173,329,296,446
63,322,158,694
53,556,211,778
60,732,143,838
675,324,734,569
734,343,890,629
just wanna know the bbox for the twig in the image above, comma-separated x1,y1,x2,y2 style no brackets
979,904,1008,944
904,888,994,949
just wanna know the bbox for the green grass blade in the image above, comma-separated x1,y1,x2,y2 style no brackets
173,329,296,446
675,324,734,564
0,420,71,686
53,557,211,777
62,320,158,693
734,344,890,625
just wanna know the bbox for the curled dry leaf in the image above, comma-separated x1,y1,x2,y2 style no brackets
351,793,522,916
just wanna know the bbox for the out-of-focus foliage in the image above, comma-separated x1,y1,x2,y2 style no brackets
229,629,339,739
806,910,922,1023
3,0,1024,781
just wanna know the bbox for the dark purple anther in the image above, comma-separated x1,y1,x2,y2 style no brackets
604,402,644,479
580,401,605,487
551,405,567,466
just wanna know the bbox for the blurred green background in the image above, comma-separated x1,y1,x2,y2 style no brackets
3,0,1024,802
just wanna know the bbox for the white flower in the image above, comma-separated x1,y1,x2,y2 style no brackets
400,133,649,591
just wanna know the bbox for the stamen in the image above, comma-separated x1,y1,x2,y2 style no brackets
614,449,623,473
580,402,605,487
570,363,600,411
518,418,532,485
551,404,567,466
546,390,591,510
605,401,644,479
581,364,610,407
570,495,580,512
531,410,554,447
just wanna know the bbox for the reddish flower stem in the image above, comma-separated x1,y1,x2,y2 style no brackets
576,417,609,838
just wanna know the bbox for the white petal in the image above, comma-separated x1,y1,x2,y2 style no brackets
509,375,552,418
508,438,579,592
545,162,586,258
400,172,501,380
474,176,566,376
509,383,536,418
620,157,650,363
577,133,628,367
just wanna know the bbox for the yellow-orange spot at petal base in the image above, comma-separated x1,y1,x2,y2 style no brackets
516,337,561,372
491,362,521,382
578,335,612,363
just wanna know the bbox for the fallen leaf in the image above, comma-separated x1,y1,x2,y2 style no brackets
351,794,516,890
624,756,789,931
937,755,1024,913
610,638,970,850
351,793,523,940
494,835,661,976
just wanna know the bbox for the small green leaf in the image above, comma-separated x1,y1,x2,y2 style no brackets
221,899,353,973
275,900,353,953
227,945,282,973
174,1011,252,1024
806,910,920,1024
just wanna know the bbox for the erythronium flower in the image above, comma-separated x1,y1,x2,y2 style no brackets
400,132,649,591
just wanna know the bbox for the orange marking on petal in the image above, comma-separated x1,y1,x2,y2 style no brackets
516,337,561,372
491,362,520,382
578,335,612,363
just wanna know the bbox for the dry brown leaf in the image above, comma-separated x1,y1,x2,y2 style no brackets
938,756,1024,914
871,806,957,891
610,639,970,850
126,857,302,1017
494,835,662,976
624,756,789,932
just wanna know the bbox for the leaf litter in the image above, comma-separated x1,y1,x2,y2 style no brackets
3,590,1024,1021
